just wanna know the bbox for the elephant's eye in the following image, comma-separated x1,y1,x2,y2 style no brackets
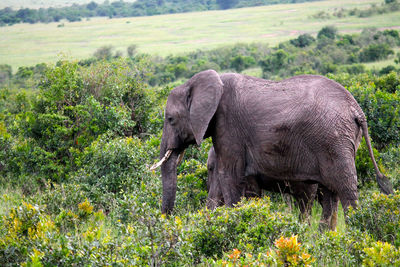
167,116,175,125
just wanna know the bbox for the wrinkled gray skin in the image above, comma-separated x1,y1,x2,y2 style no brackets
206,146,319,220
206,146,340,229
158,70,393,229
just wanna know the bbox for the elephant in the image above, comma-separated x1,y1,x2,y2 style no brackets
206,146,320,222
151,69,393,229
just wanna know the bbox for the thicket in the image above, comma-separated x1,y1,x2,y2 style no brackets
1,27,400,265
0,0,320,26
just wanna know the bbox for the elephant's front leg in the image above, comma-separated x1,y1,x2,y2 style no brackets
216,155,246,207
206,175,224,210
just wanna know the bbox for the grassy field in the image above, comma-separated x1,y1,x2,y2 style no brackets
0,0,137,9
1,0,400,70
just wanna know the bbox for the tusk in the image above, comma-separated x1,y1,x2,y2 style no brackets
150,150,173,171
176,150,185,166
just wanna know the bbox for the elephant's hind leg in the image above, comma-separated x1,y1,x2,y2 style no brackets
329,195,339,230
318,186,339,231
319,154,358,230
292,183,318,223
335,160,358,214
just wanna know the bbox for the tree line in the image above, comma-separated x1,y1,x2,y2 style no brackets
0,0,320,26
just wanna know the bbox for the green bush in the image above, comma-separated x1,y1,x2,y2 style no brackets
208,235,315,266
317,26,338,40
35,182,89,215
4,137,64,188
355,138,382,188
0,201,55,266
347,79,400,149
363,240,400,266
381,145,400,188
173,138,212,212
182,197,306,262
0,121,11,174
0,199,112,266
359,44,394,62
0,59,156,186
175,159,208,212
73,135,154,200
230,55,256,72
310,230,368,266
348,191,400,246
290,33,315,48
375,71,400,93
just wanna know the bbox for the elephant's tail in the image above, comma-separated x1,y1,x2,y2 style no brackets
357,116,394,195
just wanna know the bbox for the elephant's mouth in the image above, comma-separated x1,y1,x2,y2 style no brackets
150,149,185,171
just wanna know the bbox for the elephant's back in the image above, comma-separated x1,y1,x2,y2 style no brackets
234,74,361,178
236,74,359,123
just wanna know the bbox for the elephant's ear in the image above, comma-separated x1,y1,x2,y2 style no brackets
187,69,223,145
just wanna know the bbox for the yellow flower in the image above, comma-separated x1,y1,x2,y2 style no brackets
78,198,94,215
228,249,241,260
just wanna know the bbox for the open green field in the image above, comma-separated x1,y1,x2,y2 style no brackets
0,0,137,9
1,0,400,70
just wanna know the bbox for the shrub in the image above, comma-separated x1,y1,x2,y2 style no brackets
35,182,89,215
381,145,400,188
359,44,394,62
290,33,315,48
173,139,211,212
363,241,400,266
375,71,400,93
348,191,400,246
379,65,397,75
93,45,114,60
182,197,306,263
73,135,154,202
3,59,154,185
0,202,55,266
4,137,64,188
310,230,366,266
317,26,337,40
230,55,256,72
209,236,314,266
273,235,315,266
261,49,290,77
348,81,400,149
355,138,383,188
0,121,11,174
175,159,208,212
0,198,113,266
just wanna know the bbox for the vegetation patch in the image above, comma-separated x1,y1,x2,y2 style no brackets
0,22,400,265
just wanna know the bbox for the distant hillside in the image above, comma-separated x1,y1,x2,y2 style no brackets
0,0,321,26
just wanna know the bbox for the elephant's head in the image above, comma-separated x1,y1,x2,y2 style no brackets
152,70,223,214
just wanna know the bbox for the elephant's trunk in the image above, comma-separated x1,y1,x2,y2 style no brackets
160,149,179,214
158,129,181,214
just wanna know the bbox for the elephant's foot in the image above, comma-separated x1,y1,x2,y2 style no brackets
318,218,330,232
206,198,223,210
330,211,338,231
